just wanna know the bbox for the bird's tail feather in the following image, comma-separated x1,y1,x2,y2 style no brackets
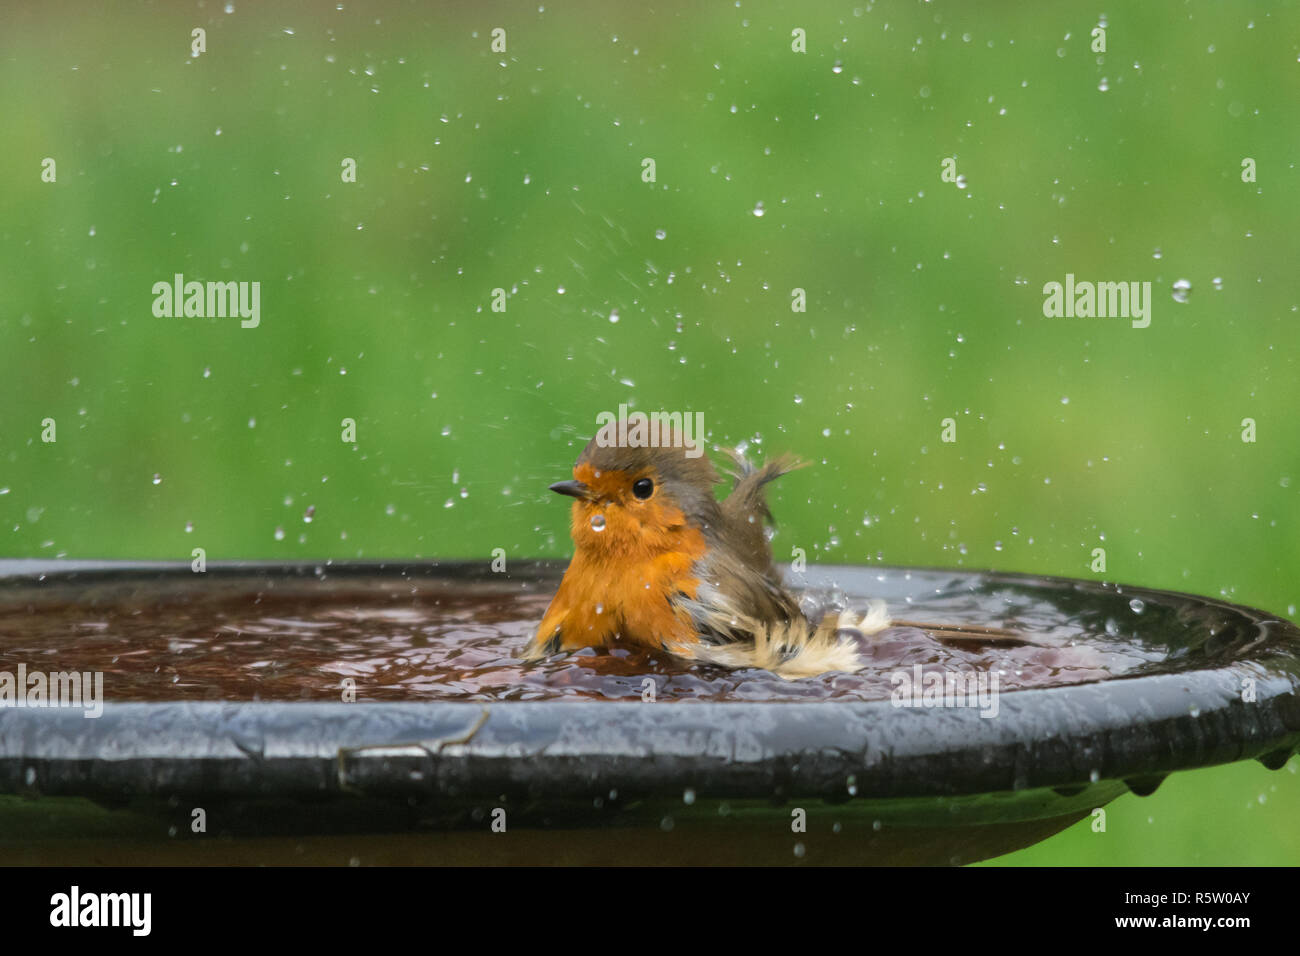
687,601,890,679
719,447,807,491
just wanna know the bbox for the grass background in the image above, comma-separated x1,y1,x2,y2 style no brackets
1,0,1296,864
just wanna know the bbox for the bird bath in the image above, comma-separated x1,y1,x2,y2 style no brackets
0,559,1296,865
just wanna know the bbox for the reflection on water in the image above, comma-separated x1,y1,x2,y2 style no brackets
0,571,1211,702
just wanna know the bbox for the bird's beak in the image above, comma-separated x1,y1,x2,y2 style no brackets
549,479,591,500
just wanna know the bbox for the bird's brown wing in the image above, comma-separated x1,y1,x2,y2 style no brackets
675,448,808,639
684,546,804,641
716,448,806,576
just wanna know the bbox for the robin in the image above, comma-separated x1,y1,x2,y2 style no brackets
519,429,895,678
521,426,1024,678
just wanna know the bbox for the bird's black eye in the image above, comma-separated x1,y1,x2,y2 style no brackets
632,477,654,499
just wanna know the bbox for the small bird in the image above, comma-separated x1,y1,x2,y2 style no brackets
521,430,906,677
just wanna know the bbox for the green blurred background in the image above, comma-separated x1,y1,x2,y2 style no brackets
1,1,1296,864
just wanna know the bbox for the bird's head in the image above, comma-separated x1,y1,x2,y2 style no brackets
549,431,722,557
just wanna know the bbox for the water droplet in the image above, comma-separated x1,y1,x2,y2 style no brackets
1171,278,1191,303
831,62,843,74
273,526,286,541
1089,769,1101,783
1129,598,1146,614
151,473,163,485
184,521,194,533
683,788,696,805
303,506,315,523
1098,77,1109,92
752,201,765,217
654,229,667,240
608,309,620,323
793,842,806,858
1212,276,1223,291
591,514,607,532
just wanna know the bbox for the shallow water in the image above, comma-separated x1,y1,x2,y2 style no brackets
0,565,1226,703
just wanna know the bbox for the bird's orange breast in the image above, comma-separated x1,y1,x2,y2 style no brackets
530,522,709,656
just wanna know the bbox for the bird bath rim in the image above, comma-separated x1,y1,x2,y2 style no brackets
0,558,1296,804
